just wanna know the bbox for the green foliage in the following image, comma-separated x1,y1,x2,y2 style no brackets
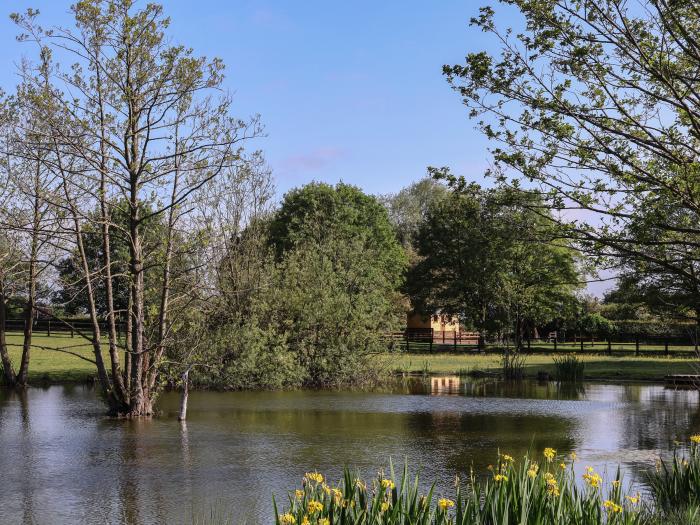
408,185,580,349
501,349,527,380
202,321,303,390
444,0,700,326
553,354,585,382
276,451,649,525
577,314,616,338
382,177,449,252
647,439,700,515
269,182,406,288
55,200,167,317
204,182,407,389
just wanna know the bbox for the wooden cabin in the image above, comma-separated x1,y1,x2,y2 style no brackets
406,311,480,347
406,312,460,333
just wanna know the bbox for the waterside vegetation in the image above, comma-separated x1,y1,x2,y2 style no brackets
275,440,700,525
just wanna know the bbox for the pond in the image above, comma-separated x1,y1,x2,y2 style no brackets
0,378,699,524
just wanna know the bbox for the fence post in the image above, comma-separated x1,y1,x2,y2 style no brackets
47,319,51,338
70,326,74,338
453,330,457,352
406,332,410,353
580,338,584,352
664,339,669,356
553,338,557,352
607,338,612,356
635,336,640,356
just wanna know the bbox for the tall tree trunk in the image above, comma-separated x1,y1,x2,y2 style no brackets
128,236,150,416
0,281,16,386
123,291,132,403
58,160,114,407
96,50,128,404
75,219,114,406
16,167,41,386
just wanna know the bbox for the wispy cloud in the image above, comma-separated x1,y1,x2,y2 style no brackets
278,147,346,174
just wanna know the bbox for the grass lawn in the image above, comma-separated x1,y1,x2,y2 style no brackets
2,330,698,385
388,352,698,381
4,332,100,383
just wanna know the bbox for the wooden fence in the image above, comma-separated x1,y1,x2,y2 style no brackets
3,318,126,339
385,329,700,356
385,329,481,353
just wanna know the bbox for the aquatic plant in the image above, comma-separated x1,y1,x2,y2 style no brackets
553,354,585,382
501,349,527,380
647,435,700,515
276,450,650,524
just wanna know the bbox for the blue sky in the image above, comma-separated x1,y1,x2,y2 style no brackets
0,2,613,295
0,1,513,198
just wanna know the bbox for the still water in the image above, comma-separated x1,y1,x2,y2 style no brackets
1,378,699,524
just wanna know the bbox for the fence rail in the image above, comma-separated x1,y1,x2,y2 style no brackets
384,329,700,356
3,318,126,338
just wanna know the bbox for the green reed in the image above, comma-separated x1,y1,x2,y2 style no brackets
275,449,651,525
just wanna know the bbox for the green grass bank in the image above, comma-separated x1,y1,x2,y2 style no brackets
1,332,698,385
3,333,98,383
388,353,697,382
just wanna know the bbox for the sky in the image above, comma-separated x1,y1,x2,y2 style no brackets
0,1,611,295
0,0,516,198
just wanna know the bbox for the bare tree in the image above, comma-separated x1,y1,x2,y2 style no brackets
0,68,62,387
13,0,261,415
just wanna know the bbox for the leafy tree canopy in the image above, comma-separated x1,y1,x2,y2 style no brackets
408,184,581,348
444,0,700,322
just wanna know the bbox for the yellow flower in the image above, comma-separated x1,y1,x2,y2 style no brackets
583,468,603,489
380,501,390,512
355,478,367,491
305,472,324,484
301,516,310,525
502,454,514,462
381,479,395,490
690,434,700,444
321,483,331,496
332,488,343,503
559,463,566,470
543,448,556,461
626,493,640,505
295,489,304,500
438,498,455,510
527,462,539,478
279,514,296,525
603,500,623,513
319,519,330,525
569,452,577,460
307,500,323,514
612,480,621,488
494,474,508,482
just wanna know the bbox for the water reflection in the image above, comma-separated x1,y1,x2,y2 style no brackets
0,379,698,524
